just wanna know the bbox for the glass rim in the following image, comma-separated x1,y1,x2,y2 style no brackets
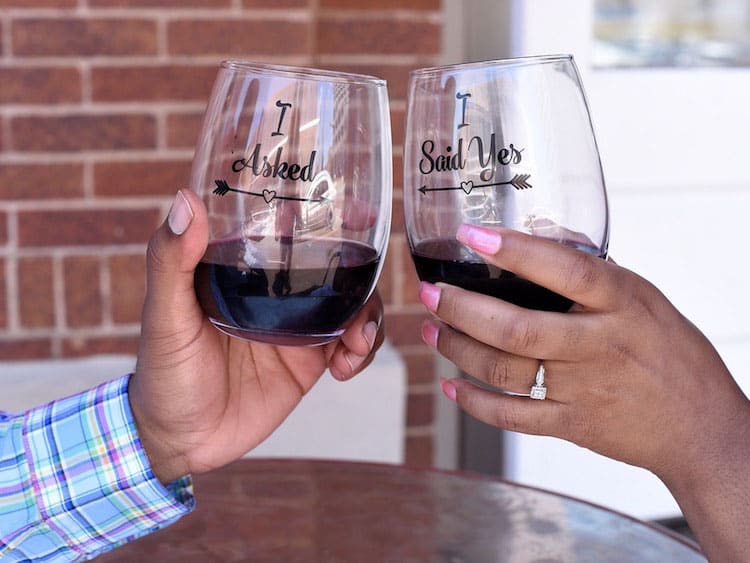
220,60,387,86
410,54,574,76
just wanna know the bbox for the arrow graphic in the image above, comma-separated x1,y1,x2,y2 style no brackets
418,174,532,195
213,179,329,204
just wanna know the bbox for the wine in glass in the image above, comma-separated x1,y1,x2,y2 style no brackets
404,55,609,312
190,62,392,345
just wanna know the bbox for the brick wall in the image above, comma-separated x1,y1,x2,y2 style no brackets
0,0,442,466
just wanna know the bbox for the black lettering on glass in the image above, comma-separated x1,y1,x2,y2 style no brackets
456,92,471,129
272,100,292,137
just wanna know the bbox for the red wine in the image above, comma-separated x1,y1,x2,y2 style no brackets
195,238,379,346
411,238,601,312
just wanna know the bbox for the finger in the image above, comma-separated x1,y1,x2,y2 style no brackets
442,377,566,437
525,216,595,249
142,189,209,332
456,224,622,310
328,291,384,381
334,323,386,381
419,281,596,360
425,320,575,402
340,291,384,357
423,320,538,394
328,324,385,381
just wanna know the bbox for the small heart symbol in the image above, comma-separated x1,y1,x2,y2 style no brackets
262,189,276,204
460,180,474,194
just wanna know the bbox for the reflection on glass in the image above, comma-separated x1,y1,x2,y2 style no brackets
594,0,750,67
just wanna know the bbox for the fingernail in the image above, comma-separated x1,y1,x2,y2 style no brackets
363,321,378,349
421,320,439,348
344,350,367,373
419,282,441,313
440,377,457,402
456,224,502,254
168,190,194,236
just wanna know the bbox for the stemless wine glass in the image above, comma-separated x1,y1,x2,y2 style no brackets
190,62,391,345
404,55,609,311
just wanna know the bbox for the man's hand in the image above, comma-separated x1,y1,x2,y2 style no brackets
128,190,384,483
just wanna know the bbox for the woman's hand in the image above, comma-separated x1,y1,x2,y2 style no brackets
419,224,750,561
128,190,384,484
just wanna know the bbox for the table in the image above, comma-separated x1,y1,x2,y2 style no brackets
100,459,705,562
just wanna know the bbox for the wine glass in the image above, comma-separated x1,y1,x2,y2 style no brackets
190,61,391,345
404,55,609,311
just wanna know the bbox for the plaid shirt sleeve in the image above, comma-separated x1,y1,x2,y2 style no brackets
0,375,194,561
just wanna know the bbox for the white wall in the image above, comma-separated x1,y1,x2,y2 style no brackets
0,343,407,465
491,0,750,520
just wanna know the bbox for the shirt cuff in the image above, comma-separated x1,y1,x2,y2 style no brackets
21,374,194,560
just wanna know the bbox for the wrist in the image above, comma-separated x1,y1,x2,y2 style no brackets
127,376,190,484
656,396,750,498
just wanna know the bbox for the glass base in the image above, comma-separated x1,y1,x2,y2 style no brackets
209,318,342,347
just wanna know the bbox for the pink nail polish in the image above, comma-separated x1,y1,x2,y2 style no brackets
421,320,439,348
419,282,441,313
456,224,502,254
440,377,457,402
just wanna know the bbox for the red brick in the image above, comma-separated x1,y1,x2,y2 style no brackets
62,334,139,357
402,350,436,385
109,254,146,324
0,339,53,360
18,208,161,247
244,0,308,6
391,107,405,145
167,112,204,149
0,164,84,200
404,435,433,467
0,67,81,104
13,18,157,57
406,392,434,426
384,311,429,347
377,239,398,306
391,197,404,233
168,20,309,56
393,154,404,190
317,17,440,55
401,243,421,305
94,160,192,197
18,257,55,328
320,0,438,8
11,114,156,152
0,212,6,245
0,0,75,5
0,259,6,329
64,256,102,328
91,0,229,6
92,65,216,102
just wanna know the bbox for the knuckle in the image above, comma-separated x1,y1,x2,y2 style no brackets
561,251,599,296
502,315,540,351
436,325,457,357
440,288,461,324
487,353,511,390
145,233,168,274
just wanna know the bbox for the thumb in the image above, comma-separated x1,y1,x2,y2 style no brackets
143,189,208,329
